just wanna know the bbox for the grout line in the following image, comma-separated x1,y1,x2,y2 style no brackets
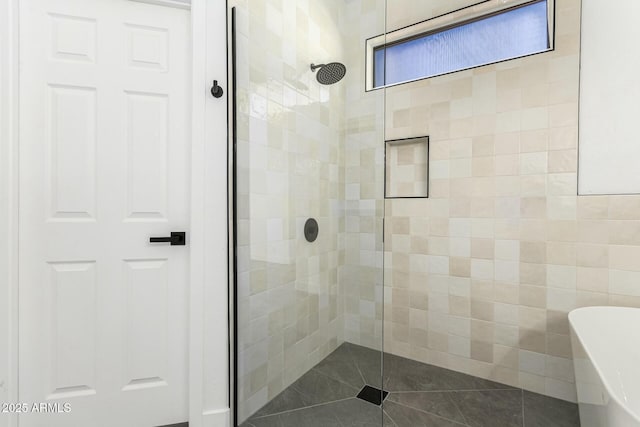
249,397,355,420
388,400,469,426
388,388,519,394
303,366,362,393
446,391,470,426
320,344,369,388
343,344,370,387
382,409,399,427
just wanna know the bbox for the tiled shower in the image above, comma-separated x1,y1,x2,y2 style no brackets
232,0,385,421
231,0,638,426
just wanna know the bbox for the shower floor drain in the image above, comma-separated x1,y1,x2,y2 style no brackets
356,385,389,406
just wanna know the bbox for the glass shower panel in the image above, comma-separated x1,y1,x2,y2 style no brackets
380,2,582,427
230,0,387,426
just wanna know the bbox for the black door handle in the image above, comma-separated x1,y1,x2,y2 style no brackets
150,232,186,246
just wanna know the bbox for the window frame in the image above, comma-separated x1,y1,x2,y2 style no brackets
365,0,555,91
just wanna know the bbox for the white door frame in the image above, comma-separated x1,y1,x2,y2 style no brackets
0,2,20,427
0,0,230,426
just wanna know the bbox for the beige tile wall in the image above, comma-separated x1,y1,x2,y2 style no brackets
232,0,349,421
386,0,485,31
340,0,386,350
379,0,640,403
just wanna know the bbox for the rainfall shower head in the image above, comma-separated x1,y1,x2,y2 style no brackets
310,62,347,85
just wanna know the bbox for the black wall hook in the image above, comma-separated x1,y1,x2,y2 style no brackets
211,80,224,98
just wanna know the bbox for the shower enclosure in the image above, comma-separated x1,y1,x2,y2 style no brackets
229,0,583,426
230,0,387,425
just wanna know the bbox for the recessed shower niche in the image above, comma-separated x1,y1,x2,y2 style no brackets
385,136,429,199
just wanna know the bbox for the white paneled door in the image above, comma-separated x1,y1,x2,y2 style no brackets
19,0,190,425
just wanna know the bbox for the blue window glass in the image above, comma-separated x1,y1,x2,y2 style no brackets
374,1,549,88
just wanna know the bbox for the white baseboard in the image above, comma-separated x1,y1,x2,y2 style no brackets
202,408,231,427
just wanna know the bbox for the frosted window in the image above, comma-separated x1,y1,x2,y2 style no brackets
374,1,549,88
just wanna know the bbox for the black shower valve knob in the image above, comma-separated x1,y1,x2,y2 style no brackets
211,80,224,98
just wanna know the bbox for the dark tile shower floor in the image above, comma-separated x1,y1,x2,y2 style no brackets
241,343,580,427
